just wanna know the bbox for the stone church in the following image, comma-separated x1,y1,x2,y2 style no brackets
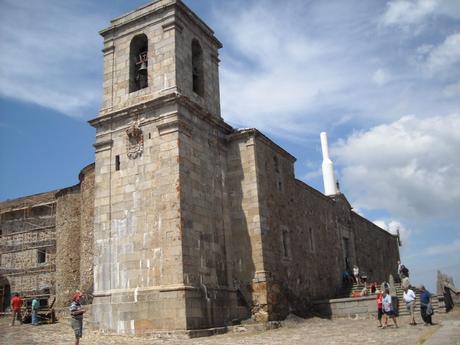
0,0,400,335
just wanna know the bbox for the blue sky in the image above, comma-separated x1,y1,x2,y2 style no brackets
0,0,459,292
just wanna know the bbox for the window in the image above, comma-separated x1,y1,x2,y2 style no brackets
192,39,204,96
37,249,46,264
273,156,280,173
307,227,315,252
129,34,148,93
115,155,120,171
281,229,290,258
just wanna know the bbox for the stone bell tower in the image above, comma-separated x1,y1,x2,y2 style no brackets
89,0,240,335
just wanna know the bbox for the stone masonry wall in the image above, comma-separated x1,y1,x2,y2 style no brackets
177,105,237,329
79,164,95,298
352,213,400,283
91,105,189,333
248,132,400,320
55,186,82,307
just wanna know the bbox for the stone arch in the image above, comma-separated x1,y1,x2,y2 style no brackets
129,33,149,93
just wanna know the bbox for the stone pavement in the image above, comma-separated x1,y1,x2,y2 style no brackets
1,310,459,345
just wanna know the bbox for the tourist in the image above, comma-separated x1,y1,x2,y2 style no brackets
370,282,377,294
382,288,398,328
376,290,383,327
402,286,416,325
31,297,39,325
70,291,86,345
353,265,360,284
10,293,23,326
397,260,403,282
419,285,434,326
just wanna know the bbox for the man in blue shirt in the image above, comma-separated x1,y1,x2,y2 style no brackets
419,285,433,325
31,297,39,325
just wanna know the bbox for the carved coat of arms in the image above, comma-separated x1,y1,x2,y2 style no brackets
126,122,144,159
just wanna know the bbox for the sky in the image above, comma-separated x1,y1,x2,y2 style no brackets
0,0,459,293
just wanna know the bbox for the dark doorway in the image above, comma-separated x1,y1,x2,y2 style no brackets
0,275,11,312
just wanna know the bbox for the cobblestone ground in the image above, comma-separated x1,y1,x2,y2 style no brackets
1,310,459,345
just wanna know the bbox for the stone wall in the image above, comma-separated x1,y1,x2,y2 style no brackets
352,213,400,283
79,164,95,298
228,130,401,321
177,104,238,329
55,185,82,307
313,296,377,318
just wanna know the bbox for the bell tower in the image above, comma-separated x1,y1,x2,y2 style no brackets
98,0,222,118
89,0,236,335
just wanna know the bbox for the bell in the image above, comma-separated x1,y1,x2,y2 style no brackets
138,61,147,72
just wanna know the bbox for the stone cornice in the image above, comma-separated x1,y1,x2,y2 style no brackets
99,0,222,49
227,128,297,163
89,93,179,128
89,93,234,137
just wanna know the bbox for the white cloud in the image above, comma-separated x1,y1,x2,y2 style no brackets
423,32,460,72
425,238,460,255
0,0,103,117
381,0,438,27
373,219,411,243
381,0,460,28
333,114,460,219
218,1,377,137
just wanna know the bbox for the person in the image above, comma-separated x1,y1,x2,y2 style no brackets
419,285,434,326
397,260,403,281
382,288,398,328
376,290,383,327
31,297,39,325
370,282,377,294
353,265,360,284
10,293,23,326
70,291,86,345
402,286,416,325
401,265,409,278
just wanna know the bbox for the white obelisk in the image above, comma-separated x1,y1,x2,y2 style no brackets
320,132,338,196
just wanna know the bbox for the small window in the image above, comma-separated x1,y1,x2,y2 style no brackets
115,155,120,171
192,39,204,96
282,229,290,258
37,249,46,264
307,227,315,252
274,156,280,173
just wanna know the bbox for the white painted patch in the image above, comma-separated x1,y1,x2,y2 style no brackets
131,319,135,334
117,320,125,334
134,287,139,303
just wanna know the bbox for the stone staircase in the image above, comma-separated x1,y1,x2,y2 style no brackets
342,283,445,317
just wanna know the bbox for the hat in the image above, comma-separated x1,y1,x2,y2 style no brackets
72,291,82,300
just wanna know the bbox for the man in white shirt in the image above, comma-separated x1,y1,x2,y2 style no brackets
403,286,416,325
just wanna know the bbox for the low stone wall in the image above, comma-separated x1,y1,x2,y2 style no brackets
312,296,377,319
